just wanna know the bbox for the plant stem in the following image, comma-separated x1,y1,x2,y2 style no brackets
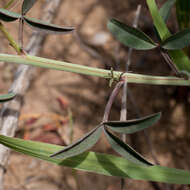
0,23,21,54
103,81,124,122
18,18,24,51
120,5,142,190
3,0,15,9
0,53,190,86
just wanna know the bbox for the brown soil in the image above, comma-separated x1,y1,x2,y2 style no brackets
0,0,190,190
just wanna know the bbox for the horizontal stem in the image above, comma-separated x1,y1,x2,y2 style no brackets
0,53,190,86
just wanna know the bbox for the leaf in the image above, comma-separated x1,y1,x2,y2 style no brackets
147,0,190,73
162,28,190,50
0,92,16,102
22,0,37,15
0,8,20,22
160,0,176,22
104,112,161,134
24,17,75,34
50,126,102,159
107,18,157,50
1,135,190,184
153,0,177,42
147,0,171,41
104,128,153,167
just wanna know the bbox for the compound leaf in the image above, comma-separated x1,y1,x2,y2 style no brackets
50,126,102,159
147,0,190,73
104,112,161,134
107,18,157,50
24,16,75,34
0,8,20,22
104,128,153,166
22,0,37,15
162,28,190,50
0,92,16,102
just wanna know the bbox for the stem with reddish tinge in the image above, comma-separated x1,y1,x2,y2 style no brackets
103,81,124,122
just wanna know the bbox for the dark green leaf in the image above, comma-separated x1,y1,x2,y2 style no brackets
147,0,190,73
162,28,190,50
0,92,16,102
104,128,153,166
1,135,190,184
0,8,20,22
153,0,176,43
107,18,157,50
50,126,102,159
160,0,176,22
22,0,37,15
104,112,161,134
24,16,75,34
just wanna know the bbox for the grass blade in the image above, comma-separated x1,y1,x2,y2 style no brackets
104,112,161,134
1,135,190,184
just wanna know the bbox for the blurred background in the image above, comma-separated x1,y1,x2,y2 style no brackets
0,0,190,189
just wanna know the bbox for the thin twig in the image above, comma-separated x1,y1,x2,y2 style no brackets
103,81,124,122
160,48,180,76
18,18,24,51
0,1,62,189
120,5,141,190
0,22,21,54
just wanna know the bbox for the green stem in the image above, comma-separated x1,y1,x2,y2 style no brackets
3,0,15,9
0,23,21,54
0,53,189,86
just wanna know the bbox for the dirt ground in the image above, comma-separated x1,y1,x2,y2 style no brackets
0,0,190,190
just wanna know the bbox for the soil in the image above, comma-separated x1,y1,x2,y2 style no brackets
0,0,190,190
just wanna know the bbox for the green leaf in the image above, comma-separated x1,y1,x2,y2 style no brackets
154,0,176,42
50,126,102,159
24,16,75,34
107,18,157,50
0,92,16,102
147,0,190,73
104,128,153,167
160,0,176,22
22,0,37,15
162,28,190,50
1,135,190,184
104,112,161,134
0,8,20,22
147,0,171,41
